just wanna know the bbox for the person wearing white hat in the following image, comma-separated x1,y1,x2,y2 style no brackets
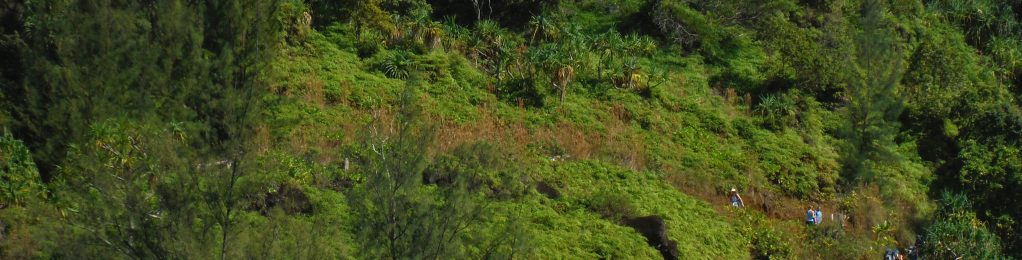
729,188,744,208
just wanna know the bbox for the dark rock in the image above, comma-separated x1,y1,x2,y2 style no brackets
261,184,313,216
761,192,773,215
328,175,355,192
535,181,561,199
422,167,456,186
625,215,680,260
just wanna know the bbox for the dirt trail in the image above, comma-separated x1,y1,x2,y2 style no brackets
666,176,849,228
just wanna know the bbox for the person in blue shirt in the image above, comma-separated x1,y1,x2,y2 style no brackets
806,207,815,225
729,188,745,207
815,207,823,225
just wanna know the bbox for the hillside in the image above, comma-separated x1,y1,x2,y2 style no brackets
1,0,1020,259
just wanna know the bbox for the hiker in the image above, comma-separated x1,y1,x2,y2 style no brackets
885,248,900,260
883,247,907,260
806,207,816,225
815,207,823,225
906,245,918,260
729,188,745,207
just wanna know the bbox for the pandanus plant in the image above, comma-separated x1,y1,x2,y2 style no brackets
618,34,657,89
382,51,415,79
527,14,560,44
529,45,576,105
463,20,504,64
404,7,432,46
555,65,575,104
441,16,470,53
591,31,623,80
472,20,526,82
423,24,444,50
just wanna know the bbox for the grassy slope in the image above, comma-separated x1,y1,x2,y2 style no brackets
538,160,747,258
266,27,758,257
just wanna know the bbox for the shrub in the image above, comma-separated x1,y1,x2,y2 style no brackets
586,190,637,222
734,210,792,260
756,93,797,131
378,51,416,79
355,30,386,58
923,192,1006,259
749,129,838,199
0,130,44,207
426,141,528,199
750,225,791,259
278,0,312,44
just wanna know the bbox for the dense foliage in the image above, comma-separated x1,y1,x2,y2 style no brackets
1,0,1019,258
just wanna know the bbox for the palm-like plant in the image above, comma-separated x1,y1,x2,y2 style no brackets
528,14,559,44
555,65,575,104
528,44,576,104
467,20,505,63
591,31,623,80
561,24,588,72
618,34,657,89
423,23,444,50
495,42,519,83
441,16,470,53
755,94,796,129
387,13,405,44
407,7,432,45
382,51,415,79
927,0,1018,47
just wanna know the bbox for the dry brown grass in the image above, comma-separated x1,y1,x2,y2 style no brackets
665,171,720,206
429,102,649,170
303,77,326,107
433,106,508,153
744,93,753,113
430,104,547,161
335,80,353,105
665,167,851,229
549,121,596,159
724,87,737,104
596,105,646,170
676,73,687,98
253,124,271,154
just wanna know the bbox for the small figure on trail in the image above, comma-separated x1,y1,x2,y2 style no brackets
729,188,744,208
884,247,907,260
806,207,816,225
815,207,823,225
884,248,897,260
906,245,918,260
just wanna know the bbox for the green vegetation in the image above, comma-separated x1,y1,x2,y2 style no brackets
1,0,1020,258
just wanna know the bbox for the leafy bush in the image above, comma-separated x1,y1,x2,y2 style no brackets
371,50,416,79
538,160,749,258
655,0,769,89
734,210,792,260
758,12,851,99
756,93,797,130
586,190,637,222
426,141,529,199
0,130,44,207
747,127,839,199
923,192,1006,259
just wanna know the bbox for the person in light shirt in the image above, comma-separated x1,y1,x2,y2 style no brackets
806,207,815,225
729,188,745,208
815,207,823,225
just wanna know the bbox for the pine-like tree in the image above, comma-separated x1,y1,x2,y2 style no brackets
349,77,520,259
4,0,282,258
841,0,906,183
